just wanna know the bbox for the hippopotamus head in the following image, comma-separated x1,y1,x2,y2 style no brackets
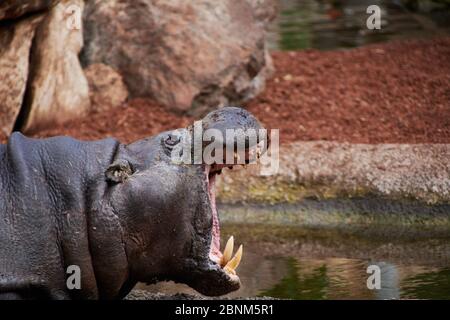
102,107,267,296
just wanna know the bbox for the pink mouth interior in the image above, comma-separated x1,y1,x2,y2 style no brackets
206,166,222,264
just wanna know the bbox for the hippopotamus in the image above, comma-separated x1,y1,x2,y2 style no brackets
0,107,267,300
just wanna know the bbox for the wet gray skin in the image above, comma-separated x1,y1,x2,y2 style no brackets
0,107,266,299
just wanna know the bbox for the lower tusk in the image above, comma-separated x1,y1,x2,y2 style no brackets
221,236,234,267
224,244,243,274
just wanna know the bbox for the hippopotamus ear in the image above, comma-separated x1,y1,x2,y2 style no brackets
105,159,134,183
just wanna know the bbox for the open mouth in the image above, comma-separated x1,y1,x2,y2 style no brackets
203,142,267,286
175,107,269,296
205,163,243,284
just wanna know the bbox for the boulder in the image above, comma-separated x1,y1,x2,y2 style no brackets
82,0,275,116
246,0,278,28
84,63,129,111
0,0,59,21
19,0,90,132
0,14,43,137
217,141,450,205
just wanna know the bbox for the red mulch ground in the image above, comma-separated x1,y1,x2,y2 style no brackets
28,99,193,144
247,37,450,144
1,37,449,144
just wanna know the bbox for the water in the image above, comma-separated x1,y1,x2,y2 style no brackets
241,256,450,300
138,223,450,299
267,0,450,50
224,224,450,300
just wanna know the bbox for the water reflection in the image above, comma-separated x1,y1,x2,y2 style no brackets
225,222,450,300
401,268,450,299
258,257,450,300
375,262,400,300
138,248,450,300
137,223,450,300
268,0,450,50
260,258,329,299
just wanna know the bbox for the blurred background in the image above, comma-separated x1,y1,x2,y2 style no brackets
1,0,449,300
268,0,450,50
1,0,449,144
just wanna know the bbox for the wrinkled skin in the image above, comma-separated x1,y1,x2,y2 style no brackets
0,107,266,300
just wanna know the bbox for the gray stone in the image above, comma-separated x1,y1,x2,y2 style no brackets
84,63,128,111
217,142,450,204
0,14,43,136
0,0,59,21
20,0,90,132
82,0,274,115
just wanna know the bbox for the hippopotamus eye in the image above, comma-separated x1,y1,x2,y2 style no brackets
164,134,180,147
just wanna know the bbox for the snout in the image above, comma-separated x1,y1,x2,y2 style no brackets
180,259,241,296
198,106,269,166
201,106,263,135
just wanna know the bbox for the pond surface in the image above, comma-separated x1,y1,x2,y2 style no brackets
233,254,450,300
138,223,450,299
267,0,450,50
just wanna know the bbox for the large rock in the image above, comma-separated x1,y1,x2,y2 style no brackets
217,142,450,205
19,0,90,132
84,63,128,111
0,14,43,137
82,0,274,115
246,0,278,28
0,0,59,21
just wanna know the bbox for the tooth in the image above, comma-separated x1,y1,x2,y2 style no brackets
221,236,234,266
224,244,243,274
224,267,236,275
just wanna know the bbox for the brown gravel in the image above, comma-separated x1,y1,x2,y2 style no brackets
1,37,449,144
248,37,450,144
27,99,193,143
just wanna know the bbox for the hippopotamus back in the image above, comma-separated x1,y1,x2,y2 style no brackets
0,133,119,299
